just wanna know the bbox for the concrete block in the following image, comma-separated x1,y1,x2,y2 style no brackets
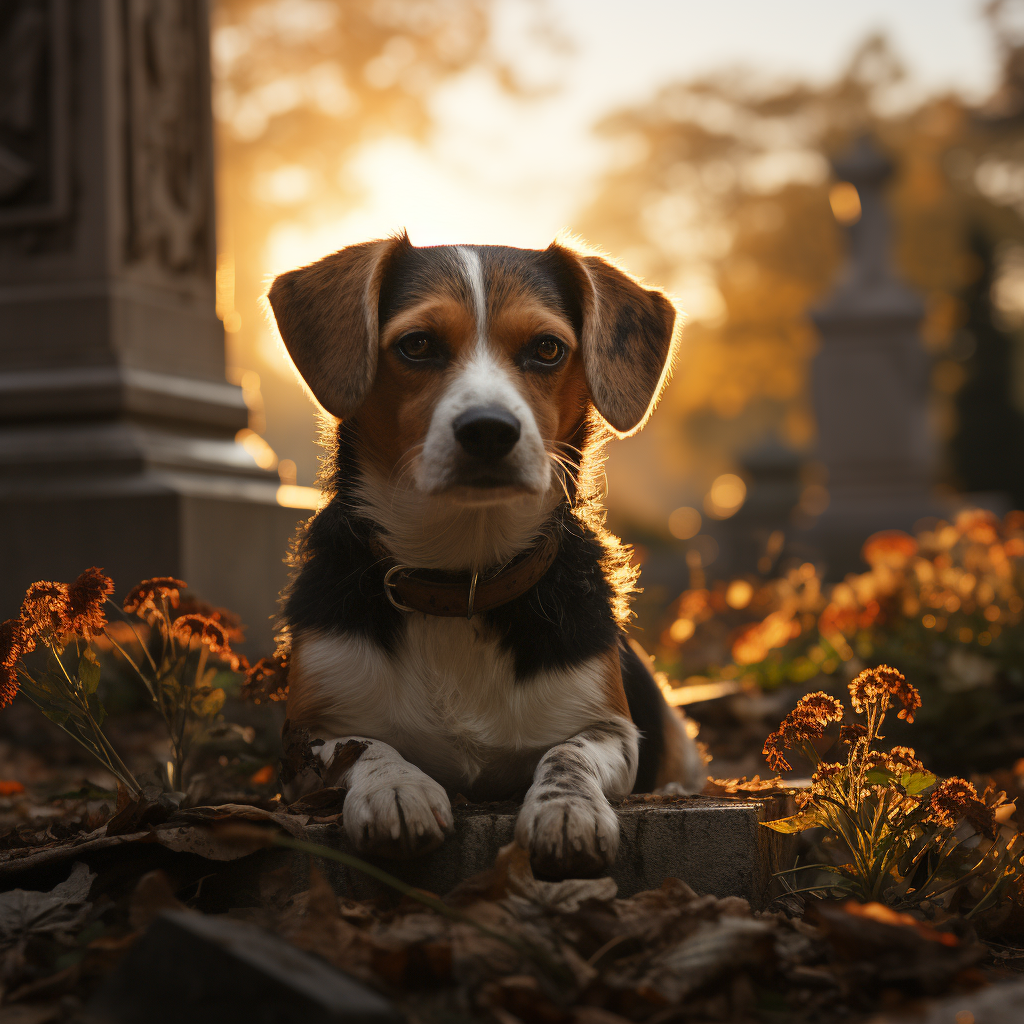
309,794,795,910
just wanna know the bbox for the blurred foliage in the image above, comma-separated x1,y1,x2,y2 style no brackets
212,0,527,479
577,20,1024,514
659,509,1024,774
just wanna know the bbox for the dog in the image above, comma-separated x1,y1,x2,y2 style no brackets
267,233,705,879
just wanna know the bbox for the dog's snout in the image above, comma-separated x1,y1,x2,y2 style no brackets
452,406,521,461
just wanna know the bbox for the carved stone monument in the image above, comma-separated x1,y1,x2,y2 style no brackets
804,136,944,576
0,0,304,652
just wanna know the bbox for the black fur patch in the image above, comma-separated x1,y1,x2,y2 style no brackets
619,637,666,793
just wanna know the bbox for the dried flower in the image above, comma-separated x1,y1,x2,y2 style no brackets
66,567,114,640
840,723,868,745
862,530,918,569
928,778,997,839
0,619,24,670
849,665,921,723
0,664,17,710
886,746,924,773
763,691,843,771
174,598,245,643
811,762,844,787
241,654,289,704
172,614,241,671
123,577,187,618
20,581,70,638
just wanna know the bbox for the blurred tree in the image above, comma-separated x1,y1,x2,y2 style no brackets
211,0,523,483
575,25,1024,534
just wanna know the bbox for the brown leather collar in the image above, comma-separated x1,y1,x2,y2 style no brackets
368,532,560,618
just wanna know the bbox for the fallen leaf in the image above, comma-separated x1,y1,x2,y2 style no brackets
0,861,94,952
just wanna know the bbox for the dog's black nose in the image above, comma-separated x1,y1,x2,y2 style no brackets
452,406,521,461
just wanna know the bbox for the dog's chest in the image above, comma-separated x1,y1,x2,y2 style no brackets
304,617,608,794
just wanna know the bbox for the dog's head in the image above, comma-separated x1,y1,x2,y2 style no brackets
268,234,677,506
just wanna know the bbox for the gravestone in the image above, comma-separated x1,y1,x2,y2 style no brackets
805,136,944,576
0,0,305,652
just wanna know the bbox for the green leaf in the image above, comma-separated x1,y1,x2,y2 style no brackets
761,809,821,834
901,770,937,796
198,687,225,718
864,768,899,786
78,648,101,694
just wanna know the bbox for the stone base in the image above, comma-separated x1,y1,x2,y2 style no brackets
309,795,796,910
0,477,308,656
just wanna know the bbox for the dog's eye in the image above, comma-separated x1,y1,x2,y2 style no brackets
530,336,565,367
396,332,434,361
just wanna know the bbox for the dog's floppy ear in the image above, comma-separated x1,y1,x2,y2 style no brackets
267,233,411,419
547,242,678,436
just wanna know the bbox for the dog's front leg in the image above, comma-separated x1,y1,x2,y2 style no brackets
320,737,454,859
516,718,638,879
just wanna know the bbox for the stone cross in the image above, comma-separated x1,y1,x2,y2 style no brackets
804,135,943,576
0,0,304,652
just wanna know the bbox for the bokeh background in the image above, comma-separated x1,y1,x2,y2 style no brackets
214,0,1024,627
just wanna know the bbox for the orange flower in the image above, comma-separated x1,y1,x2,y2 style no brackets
862,530,917,569
123,577,187,618
886,746,924,773
172,614,241,671
0,664,18,710
20,581,70,639
811,762,844,787
763,691,843,772
241,654,289,704
0,619,25,670
839,723,867,745
848,665,921,723
928,778,997,839
174,598,245,643
66,567,114,640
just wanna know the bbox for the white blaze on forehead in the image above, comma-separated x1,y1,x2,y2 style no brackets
457,246,487,344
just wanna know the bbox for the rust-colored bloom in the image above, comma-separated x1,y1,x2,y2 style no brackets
0,664,17,710
66,567,114,640
174,598,245,643
811,762,844,787
172,614,241,670
240,654,289,705
862,530,918,569
763,691,844,772
123,577,186,618
928,778,997,839
0,619,25,670
0,619,24,710
886,746,924,773
20,581,70,639
848,665,921,723
839,723,868,745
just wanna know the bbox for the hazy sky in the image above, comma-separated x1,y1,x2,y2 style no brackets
263,0,1001,324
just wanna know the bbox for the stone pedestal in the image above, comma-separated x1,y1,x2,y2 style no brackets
309,796,796,910
805,137,946,577
0,1,305,652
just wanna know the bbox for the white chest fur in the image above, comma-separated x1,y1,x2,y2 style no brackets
290,617,613,795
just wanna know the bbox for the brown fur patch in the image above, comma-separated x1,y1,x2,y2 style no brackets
354,297,478,477
598,645,632,720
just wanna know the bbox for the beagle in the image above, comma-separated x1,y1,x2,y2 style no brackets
268,234,704,879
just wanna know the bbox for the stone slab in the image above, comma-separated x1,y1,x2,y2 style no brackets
309,795,796,910
89,910,400,1024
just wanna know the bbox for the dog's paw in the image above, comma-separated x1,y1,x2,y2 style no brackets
342,769,454,859
515,788,620,879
